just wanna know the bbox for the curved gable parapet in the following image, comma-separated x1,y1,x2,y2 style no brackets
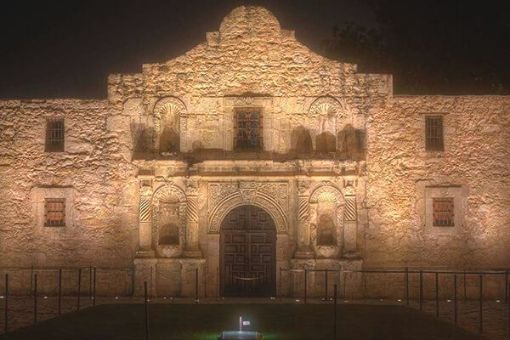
133,6,391,98
219,6,281,41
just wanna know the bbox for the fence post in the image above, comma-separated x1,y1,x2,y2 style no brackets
435,272,439,318
505,271,509,303
58,268,62,315
195,268,199,302
453,274,458,326
4,273,8,333
479,274,483,334
89,265,93,302
405,267,409,306
144,281,149,340
77,268,82,311
304,269,308,304
463,270,467,300
333,284,337,340
93,267,97,307
419,270,423,311
324,269,328,301
33,273,38,324
279,267,282,296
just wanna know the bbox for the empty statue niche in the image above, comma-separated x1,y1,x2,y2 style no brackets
315,194,339,246
158,202,180,245
315,132,337,153
159,120,180,154
337,124,366,160
130,122,154,156
290,126,313,154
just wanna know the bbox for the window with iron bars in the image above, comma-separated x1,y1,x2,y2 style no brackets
425,116,444,151
234,110,262,150
44,198,66,227
432,197,454,227
45,118,65,152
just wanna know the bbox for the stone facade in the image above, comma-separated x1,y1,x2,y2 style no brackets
0,6,509,297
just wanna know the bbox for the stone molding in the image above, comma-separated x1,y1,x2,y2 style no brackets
207,181,289,233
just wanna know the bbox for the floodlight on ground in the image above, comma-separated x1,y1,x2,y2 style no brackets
218,331,263,339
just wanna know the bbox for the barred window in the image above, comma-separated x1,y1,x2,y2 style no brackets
45,118,65,152
432,197,454,227
425,116,444,151
234,111,262,150
44,198,66,227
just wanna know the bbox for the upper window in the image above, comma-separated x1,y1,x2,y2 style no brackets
44,198,66,227
425,116,444,151
432,197,454,227
45,118,65,152
234,110,262,150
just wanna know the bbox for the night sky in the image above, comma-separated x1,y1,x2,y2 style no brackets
1,0,508,98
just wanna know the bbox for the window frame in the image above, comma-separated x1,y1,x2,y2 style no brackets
425,115,444,152
432,197,455,227
45,117,65,152
44,198,66,227
233,108,263,151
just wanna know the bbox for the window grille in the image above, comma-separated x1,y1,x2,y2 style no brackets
234,111,262,150
44,198,66,227
432,197,454,227
425,116,444,151
45,118,65,152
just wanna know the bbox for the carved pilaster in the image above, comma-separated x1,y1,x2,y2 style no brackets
137,183,155,257
294,180,314,259
343,195,359,257
183,181,202,258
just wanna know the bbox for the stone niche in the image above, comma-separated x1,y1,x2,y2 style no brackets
309,184,345,258
152,183,187,257
152,97,186,155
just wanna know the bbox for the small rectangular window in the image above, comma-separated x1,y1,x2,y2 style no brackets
45,198,66,227
45,118,65,152
425,116,444,151
432,197,454,227
234,110,262,150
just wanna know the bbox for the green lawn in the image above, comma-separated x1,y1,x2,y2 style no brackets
1,303,476,340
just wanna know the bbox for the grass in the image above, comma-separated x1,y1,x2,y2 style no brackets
1,303,477,340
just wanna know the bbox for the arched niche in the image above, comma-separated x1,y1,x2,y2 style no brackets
309,184,344,254
153,97,186,154
152,183,187,256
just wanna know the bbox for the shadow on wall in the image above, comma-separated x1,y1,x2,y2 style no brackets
160,126,180,153
131,123,155,155
291,124,366,160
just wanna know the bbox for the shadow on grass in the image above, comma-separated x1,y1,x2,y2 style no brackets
1,303,477,340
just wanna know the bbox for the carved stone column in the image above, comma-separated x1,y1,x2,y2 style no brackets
137,183,155,257
183,181,202,258
294,181,314,259
343,195,359,257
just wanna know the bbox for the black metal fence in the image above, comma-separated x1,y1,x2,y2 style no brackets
280,267,510,336
0,266,133,334
1,266,509,338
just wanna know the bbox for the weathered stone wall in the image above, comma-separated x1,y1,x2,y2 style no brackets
0,99,139,269
365,96,510,269
1,6,509,299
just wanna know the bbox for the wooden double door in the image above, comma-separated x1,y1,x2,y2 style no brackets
220,205,276,297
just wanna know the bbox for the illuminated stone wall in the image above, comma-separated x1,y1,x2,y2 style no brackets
365,96,510,269
0,100,139,270
0,6,508,297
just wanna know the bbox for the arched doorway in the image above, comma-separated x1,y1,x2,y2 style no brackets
220,205,276,297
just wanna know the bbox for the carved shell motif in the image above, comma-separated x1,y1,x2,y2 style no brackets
309,96,347,119
153,97,186,133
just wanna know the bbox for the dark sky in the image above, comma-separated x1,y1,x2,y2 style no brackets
0,1,508,98
0,0,375,99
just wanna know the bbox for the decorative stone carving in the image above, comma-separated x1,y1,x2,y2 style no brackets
344,197,357,222
153,97,186,153
139,187,152,223
207,181,289,233
152,183,187,255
